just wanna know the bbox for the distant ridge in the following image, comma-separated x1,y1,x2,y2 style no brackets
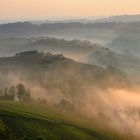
29,14,140,24
1,14,140,25
95,14,140,23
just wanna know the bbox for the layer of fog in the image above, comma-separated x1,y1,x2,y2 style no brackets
1,22,140,57
83,87,140,139
0,71,139,139
0,21,140,139
1,37,140,78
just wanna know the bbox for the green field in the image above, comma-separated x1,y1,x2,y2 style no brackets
0,101,132,140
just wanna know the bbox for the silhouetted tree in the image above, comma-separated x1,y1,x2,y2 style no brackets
8,86,16,96
16,84,27,101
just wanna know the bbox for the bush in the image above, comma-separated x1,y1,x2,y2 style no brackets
57,99,75,112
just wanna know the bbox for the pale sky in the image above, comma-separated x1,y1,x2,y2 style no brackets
1,0,140,19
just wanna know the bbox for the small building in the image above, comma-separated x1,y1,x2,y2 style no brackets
14,94,20,102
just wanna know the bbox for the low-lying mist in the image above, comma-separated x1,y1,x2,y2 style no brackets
82,87,140,138
0,51,139,139
2,72,140,139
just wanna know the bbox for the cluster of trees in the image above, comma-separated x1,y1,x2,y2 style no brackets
32,37,101,51
0,84,31,102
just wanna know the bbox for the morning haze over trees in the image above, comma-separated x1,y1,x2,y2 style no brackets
0,7,140,139
0,50,131,140
0,84,31,102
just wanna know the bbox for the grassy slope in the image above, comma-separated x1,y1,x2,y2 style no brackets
0,101,131,140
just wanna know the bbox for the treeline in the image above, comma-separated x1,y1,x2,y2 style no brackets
0,84,31,102
31,37,101,50
0,83,75,112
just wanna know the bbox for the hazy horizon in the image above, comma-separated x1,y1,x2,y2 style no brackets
1,0,140,19
1,14,140,24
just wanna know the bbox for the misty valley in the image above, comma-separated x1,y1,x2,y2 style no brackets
0,15,140,140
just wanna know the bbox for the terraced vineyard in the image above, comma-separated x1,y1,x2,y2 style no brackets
0,101,128,140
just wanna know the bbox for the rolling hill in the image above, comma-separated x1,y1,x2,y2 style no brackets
0,37,140,74
0,101,131,140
